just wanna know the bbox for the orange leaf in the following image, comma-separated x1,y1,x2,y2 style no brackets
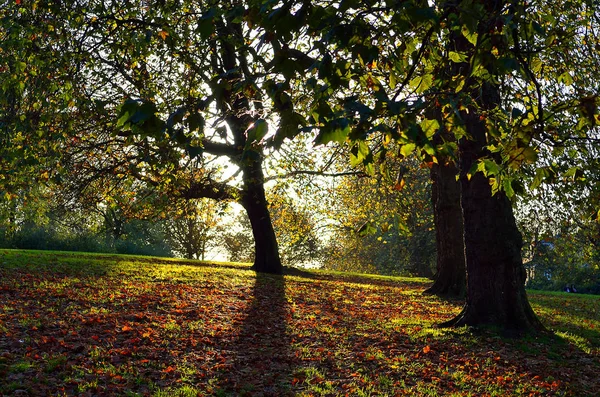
158,30,169,40
422,345,431,354
121,325,133,332
163,366,176,373
394,178,406,191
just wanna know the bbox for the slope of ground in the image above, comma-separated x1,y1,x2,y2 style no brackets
0,249,598,396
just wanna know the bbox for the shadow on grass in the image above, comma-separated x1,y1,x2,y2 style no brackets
218,272,294,396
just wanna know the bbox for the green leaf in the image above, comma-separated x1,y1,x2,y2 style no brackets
448,51,467,63
400,143,416,158
563,167,583,180
522,147,538,163
503,177,514,198
245,119,268,147
130,102,157,124
187,113,204,133
461,25,478,46
357,140,370,162
409,74,433,93
198,9,216,39
530,58,543,73
357,221,377,236
454,78,465,93
314,118,350,145
530,168,545,190
481,159,500,176
116,99,140,128
389,72,397,89
187,144,203,159
558,72,573,86
420,118,439,138
422,142,436,156
498,57,519,72
16,61,26,73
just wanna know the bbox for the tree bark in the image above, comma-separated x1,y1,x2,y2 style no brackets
424,161,466,297
433,0,545,334
441,96,544,334
241,157,282,274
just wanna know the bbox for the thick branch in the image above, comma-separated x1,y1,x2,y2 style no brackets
202,139,240,158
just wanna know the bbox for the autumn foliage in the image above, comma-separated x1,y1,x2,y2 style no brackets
0,250,598,396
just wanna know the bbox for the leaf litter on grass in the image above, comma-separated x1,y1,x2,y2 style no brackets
0,249,598,396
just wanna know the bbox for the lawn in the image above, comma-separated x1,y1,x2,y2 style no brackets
0,249,598,396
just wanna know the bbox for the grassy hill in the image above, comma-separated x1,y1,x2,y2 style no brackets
0,249,598,396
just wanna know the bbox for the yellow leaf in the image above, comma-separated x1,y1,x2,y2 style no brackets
394,178,406,191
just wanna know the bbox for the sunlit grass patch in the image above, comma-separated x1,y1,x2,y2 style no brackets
555,331,596,354
152,385,201,397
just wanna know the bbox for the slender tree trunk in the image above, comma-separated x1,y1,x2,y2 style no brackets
241,158,282,274
425,161,466,297
211,17,283,274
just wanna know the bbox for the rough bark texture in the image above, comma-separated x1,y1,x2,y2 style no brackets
424,161,466,297
435,0,545,334
442,98,545,333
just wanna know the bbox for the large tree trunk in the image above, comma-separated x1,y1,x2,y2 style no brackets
436,0,544,334
425,161,466,297
442,99,544,333
241,159,282,275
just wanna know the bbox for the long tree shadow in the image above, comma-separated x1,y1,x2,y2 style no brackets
221,272,293,396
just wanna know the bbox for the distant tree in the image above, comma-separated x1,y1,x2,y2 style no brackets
321,155,435,277
268,189,323,267
0,185,51,247
165,198,222,260
218,213,255,263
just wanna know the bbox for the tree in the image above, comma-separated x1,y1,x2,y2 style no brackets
253,0,598,332
1,0,330,274
320,154,435,276
268,190,323,267
165,198,222,260
414,0,543,331
517,177,600,294
218,212,255,263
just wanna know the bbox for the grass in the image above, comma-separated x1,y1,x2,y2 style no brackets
0,248,598,396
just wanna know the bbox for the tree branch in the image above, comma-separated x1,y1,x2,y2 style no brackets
202,139,240,158
182,178,240,202
265,170,365,182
